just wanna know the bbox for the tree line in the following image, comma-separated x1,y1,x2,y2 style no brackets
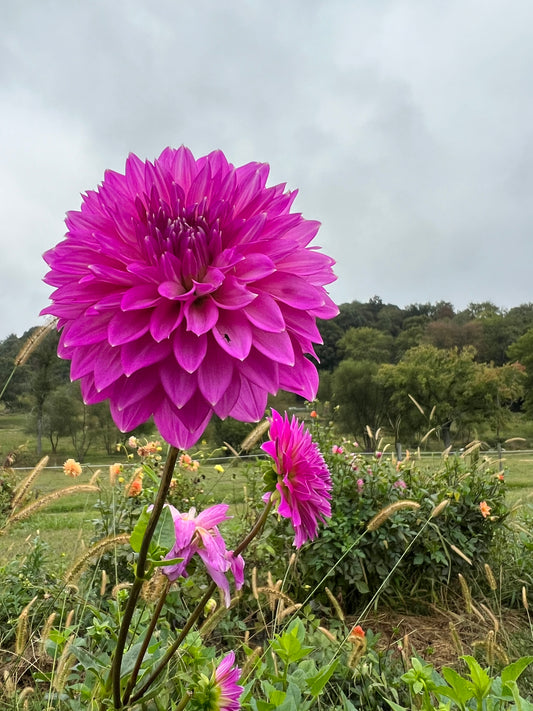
3,297,533,455
315,298,533,449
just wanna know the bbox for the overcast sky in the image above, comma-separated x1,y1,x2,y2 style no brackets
2,0,533,340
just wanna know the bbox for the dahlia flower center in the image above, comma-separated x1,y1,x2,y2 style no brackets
143,199,220,287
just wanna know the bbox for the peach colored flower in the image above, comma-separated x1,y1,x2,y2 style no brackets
310,410,318,418
128,479,143,497
109,462,122,484
479,501,491,518
63,458,82,477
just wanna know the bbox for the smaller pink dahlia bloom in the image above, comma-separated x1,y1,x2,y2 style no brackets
262,409,332,547
211,652,243,711
162,503,244,606
331,445,344,455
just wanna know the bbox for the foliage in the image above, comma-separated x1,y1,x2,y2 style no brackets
284,427,510,610
394,654,533,710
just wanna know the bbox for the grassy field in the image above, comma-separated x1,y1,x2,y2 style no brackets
1,408,532,569
1,448,532,569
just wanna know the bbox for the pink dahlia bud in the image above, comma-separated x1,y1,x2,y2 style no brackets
262,409,332,548
41,147,338,450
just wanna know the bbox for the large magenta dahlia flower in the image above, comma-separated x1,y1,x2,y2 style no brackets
262,409,332,547
41,147,338,449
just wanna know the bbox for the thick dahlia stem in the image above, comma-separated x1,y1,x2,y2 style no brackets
121,577,170,705
130,496,274,704
109,445,180,710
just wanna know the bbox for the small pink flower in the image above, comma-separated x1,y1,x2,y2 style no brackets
357,478,364,492
162,504,244,606
212,651,243,710
393,480,407,490
375,451,382,459
331,445,344,455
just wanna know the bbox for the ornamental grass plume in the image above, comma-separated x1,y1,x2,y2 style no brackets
261,408,332,547
41,147,338,449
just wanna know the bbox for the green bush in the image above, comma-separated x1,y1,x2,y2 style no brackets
281,425,509,610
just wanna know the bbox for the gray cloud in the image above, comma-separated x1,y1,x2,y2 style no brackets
2,0,533,338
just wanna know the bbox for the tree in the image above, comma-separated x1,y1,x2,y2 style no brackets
377,345,479,447
332,359,390,449
508,329,533,417
337,327,394,364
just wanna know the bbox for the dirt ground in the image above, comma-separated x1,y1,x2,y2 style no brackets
355,606,530,668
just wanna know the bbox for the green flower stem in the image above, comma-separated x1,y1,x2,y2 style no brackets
233,495,273,556
121,577,170,705
130,579,218,704
176,690,194,711
108,445,180,710
130,496,274,704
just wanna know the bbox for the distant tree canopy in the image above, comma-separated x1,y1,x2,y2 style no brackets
315,298,533,448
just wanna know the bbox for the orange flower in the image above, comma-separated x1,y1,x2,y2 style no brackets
127,479,143,497
497,473,504,482
63,458,82,477
348,624,365,641
310,410,318,418
479,501,491,518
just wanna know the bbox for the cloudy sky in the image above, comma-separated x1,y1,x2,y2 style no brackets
2,0,533,340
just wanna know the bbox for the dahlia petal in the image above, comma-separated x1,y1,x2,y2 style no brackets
62,314,110,347
195,503,230,529
212,371,241,419
155,396,212,449
149,300,183,342
111,368,161,409
172,327,208,373
121,335,172,376
278,356,319,401
229,377,267,421
184,297,219,336
197,351,234,406
213,311,252,360
158,280,191,300
251,328,295,365
108,309,151,346
93,345,125,390
254,273,327,309
233,253,276,281
310,293,339,319
242,292,285,333
120,284,161,311
238,349,279,393
211,276,257,310
110,396,154,433
159,361,197,407
70,342,102,381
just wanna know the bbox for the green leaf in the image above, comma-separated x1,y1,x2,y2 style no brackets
130,505,176,560
306,659,339,697
501,656,533,685
460,655,491,699
440,666,475,707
